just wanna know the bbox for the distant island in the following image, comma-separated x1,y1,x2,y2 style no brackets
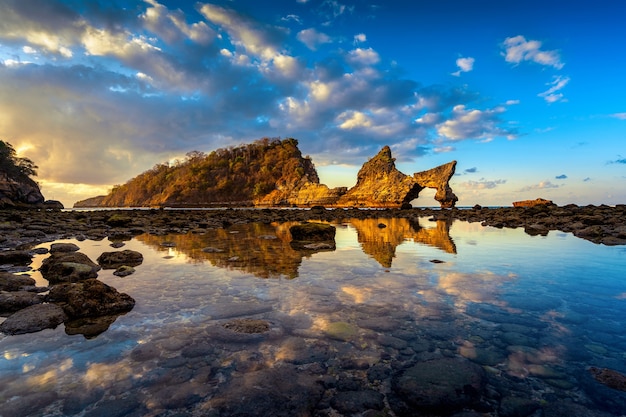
74,138,457,209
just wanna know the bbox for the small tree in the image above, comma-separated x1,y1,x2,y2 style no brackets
0,141,38,178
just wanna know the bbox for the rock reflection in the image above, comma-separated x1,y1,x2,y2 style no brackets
64,313,129,339
135,217,456,276
351,217,455,267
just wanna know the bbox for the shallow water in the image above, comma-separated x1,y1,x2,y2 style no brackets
2,217,626,416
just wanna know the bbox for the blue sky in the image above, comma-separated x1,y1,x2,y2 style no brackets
0,0,624,207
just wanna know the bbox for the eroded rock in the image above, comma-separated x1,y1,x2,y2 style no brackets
47,279,135,318
0,303,67,335
40,252,101,284
97,249,143,269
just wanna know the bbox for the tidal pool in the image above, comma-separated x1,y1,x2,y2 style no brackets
1,217,626,416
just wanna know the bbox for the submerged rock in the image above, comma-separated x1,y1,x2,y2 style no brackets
0,303,67,335
391,357,486,415
589,366,626,392
222,318,270,334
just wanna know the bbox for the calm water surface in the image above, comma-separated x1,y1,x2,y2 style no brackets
1,217,626,416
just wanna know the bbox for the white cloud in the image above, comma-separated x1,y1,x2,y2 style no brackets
461,179,507,190
538,75,570,103
519,180,560,192
451,56,474,76
502,35,564,69
354,33,366,44
337,110,373,129
436,105,516,141
610,112,626,120
141,0,214,45
346,47,380,66
297,28,332,50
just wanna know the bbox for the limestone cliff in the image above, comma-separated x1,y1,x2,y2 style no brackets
335,146,421,207
414,160,458,208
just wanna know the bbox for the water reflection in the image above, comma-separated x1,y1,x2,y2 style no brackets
135,217,455,275
1,218,626,416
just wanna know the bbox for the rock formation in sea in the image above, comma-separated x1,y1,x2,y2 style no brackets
74,138,457,209
513,198,555,208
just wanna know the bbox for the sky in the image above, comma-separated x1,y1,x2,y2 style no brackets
0,0,625,208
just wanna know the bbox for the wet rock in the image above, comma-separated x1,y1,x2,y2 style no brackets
0,250,32,265
49,242,80,253
0,272,35,291
589,366,626,392
498,396,540,417
113,265,135,277
40,252,101,284
0,303,67,335
222,318,270,333
289,222,336,250
0,391,59,417
391,357,486,416
330,390,385,414
0,291,43,313
64,314,125,339
325,321,358,341
97,249,143,269
205,363,324,416
47,279,135,318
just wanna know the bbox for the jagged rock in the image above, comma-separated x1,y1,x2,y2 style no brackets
47,279,135,318
513,198,554,207
414,160,458,208
40,252,101,284
336,146,422,207
97,250,143,269
0,303,67,335
0,171,45,209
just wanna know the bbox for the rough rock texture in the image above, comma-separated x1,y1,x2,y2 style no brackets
0,303,67,335
40,252,101,284
0,171,45,208
391,357,486,415
96,249,144,269
513,198,554,207
0,272,36,291
0,291,43,313
589,367,626,392
414,160,458,208
47,279,135,318
289,222,336,251
336,146,423,207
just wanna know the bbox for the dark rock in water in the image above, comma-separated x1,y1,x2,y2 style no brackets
498,395,540,417
47,279,135,318
49,242,80,253
290,222,336,250
290,222,336,241
589,366,626,392
330,390,385,414
542,400,616,417
0,291,43,313
40,252,101,284
0,250,33,265
44,200,64,210
0,303,67,335
206,363,324,416
64,314,126,339
0,272,35,291
97,249,143,269
391,357,486,416
222,318,270,333
113,265,135,277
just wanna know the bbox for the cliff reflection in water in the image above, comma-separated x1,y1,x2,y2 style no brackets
135,217,455,276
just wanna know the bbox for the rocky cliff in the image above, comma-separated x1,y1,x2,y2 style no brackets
75,139,458,209
0,172,45,209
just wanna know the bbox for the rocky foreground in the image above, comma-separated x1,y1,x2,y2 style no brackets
1,203,626,251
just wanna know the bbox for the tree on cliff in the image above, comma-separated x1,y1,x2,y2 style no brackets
0,141,38,179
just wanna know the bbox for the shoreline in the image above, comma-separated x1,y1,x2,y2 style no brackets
2,204,626,251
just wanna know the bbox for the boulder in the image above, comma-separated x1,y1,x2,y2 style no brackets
47,279,135,318
0,250,33,265
0,272,36,291
0,291,43,313
0,303,67,335
50,243,80,253
0,171,45,209
97,250,144,269
391,357,486,415
289,222,336,250
513,198,554,208
39,252,101,284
